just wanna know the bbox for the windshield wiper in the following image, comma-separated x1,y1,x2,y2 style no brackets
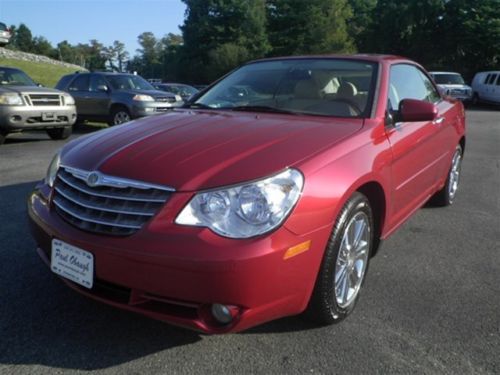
229,105,298,115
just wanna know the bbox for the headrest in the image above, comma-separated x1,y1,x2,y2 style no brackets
337,82,358,98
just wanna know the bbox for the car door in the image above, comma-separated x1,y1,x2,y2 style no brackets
385,64,448,225
484,73,497,102
67,74,91,115
492,75,500,103
88,74,111,116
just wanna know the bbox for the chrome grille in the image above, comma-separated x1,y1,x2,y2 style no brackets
53,167,173,236
28,94,62,106
155,97,176,103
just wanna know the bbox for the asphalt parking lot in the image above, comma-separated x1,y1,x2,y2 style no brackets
1,109,499,374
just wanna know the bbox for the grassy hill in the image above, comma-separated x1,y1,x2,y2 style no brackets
0,57,80,88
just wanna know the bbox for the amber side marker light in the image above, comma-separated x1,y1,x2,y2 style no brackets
283,240,311,260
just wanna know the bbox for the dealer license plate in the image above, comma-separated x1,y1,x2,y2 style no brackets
51,239,94,289
42,112,55,121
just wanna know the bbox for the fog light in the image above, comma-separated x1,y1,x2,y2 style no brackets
10,115,22,122
211,303,234,324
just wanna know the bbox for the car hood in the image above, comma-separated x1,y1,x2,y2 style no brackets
0,85,64,94
61,110,363,191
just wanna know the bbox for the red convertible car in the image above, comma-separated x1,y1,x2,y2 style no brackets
28,55,466,333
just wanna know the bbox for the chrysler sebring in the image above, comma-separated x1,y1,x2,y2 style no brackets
28,55,466,333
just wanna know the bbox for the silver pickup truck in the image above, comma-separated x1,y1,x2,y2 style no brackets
0,66,77,145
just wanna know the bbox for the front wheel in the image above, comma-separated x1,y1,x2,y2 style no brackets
109,106,131,126
431,144,463,206
46,127,72,140
306,192,374,325
0,131,7,145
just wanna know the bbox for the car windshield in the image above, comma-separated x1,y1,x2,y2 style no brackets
433,74,465,85
192,59,378,117
0,67,37,86
106,74,155,91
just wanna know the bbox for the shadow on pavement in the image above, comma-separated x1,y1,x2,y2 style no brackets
0,181,201,370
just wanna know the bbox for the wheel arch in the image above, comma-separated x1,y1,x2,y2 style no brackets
356,181,386,257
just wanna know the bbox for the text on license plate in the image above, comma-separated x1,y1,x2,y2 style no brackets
51,239,94,289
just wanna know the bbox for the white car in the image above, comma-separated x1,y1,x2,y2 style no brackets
430,71,472,102
471,71,500,105
0,22,12,46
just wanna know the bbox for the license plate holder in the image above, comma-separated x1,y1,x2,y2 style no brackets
42,112,55,121
51,239,94,289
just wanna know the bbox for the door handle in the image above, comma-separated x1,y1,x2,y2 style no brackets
433,116,445,125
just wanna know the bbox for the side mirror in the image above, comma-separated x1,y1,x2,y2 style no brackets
97,85,108,92
37,83,43,87
398,98,438,122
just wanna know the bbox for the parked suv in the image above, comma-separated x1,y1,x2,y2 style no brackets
429,71,472,101
471,71,500,105
0,66,76,145
56,72,183,125
152,83,199,102
0,23,12,46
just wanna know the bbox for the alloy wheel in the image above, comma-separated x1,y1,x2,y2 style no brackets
334,211,370,308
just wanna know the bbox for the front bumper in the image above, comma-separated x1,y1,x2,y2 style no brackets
131,101,183,118
28,182,330,333
0,105,77,132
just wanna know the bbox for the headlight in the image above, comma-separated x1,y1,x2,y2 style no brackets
133,94,154,102
45,152,61,187
175,95,182,102
63,94,75,105
176,169,304,238
0,93,23,105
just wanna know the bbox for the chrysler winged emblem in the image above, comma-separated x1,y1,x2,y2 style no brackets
86,172,101,187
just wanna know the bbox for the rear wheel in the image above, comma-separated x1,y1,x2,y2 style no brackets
471,93,479,106
306,192,374,324
46,127,72,140
109,106,131,126
431,144,463,206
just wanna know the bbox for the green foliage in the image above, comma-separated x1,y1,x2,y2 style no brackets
11,23,34,52
267,0,355,56
360,0,499,80
0,57,78,87
180,0,270,83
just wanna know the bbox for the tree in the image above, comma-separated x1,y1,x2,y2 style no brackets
180,0,270,83
136,32,161,77
32,36,56,58
362,0,445,63
267,0,355,56
112,40,129,72
347,0,377,49
438,0,500,78
12,23,34,52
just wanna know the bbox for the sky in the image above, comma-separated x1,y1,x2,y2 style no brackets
0,0,186,55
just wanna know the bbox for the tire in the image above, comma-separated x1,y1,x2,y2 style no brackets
109,106,131,126
0,131,7,145
305,192,374,325
46,127,72,140
431,144,463,206
471,93,479,106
